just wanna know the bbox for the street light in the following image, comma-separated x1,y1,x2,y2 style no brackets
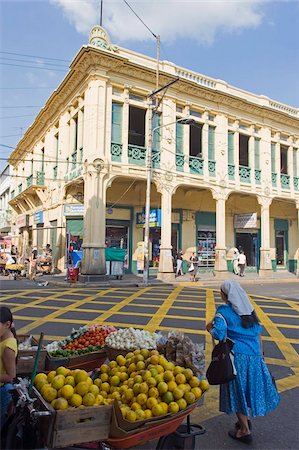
143,116,196,286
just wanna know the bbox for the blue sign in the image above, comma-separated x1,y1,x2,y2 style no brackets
34,211,44,224
136,209,161,228
64,204,84,216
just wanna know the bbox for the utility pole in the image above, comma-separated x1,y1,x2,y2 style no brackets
143,101,153,286
100,0,103,26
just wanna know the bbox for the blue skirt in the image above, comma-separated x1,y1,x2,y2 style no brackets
220,353,280,417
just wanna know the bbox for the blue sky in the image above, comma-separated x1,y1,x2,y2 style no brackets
0,0,298,173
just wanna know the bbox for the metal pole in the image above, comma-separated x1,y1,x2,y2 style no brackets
156,35,160,92
100,0,103,26
143,101,153,286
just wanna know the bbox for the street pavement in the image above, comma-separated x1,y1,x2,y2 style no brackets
0,278,298,449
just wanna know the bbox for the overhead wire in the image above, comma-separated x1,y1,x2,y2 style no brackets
0,62,68,72
0,51,70,62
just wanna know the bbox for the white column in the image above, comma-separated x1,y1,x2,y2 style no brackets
249,129,255,186
288,143,294,195
257,196,273,277
202,112,209,180
79,165,108,282
213,191,228,277
160,97,176,170
157,188,175,281
122,88,129,166
259,126,271,190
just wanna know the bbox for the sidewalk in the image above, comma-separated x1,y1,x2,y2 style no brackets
33,269,298,288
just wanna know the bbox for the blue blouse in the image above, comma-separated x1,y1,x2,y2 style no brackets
210,304,262,355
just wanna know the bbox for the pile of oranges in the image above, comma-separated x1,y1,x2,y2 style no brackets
34,349,209,420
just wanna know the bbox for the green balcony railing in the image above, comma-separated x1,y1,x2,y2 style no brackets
176,153,185,172
294,176,299,191
128,144,146,166
36,171,45,185
228,164,235,180
255,169,261,184
281,173,290,189
239,165,251,183
26,174,33,188
272,172,277,187
208,160,216,176
152,149,160,169
111,142,122,162
64,165,83,182
189,156,204,175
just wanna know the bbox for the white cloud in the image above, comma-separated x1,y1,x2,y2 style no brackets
50,0,265,44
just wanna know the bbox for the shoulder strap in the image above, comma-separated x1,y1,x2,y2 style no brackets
214,313,228,342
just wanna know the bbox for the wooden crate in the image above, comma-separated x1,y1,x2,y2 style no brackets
45,348,107,372
32,387,112,448
17,334,47,375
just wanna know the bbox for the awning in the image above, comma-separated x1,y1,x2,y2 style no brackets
66,218,83,236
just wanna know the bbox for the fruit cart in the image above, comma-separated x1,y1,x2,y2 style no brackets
5,263,24,279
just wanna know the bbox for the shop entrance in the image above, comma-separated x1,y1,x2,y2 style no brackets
275,230,286,267
236,232,259,267
106,220,130,271
147,224,179,268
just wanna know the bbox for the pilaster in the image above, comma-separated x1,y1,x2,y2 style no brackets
79,161,108,282
157,186,175,281
257,196,273,277
212,190,229,277
296,202,299,277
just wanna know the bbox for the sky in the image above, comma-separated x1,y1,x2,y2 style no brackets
0,0,299,174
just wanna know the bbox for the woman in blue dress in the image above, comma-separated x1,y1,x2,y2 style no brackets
206,280,280,444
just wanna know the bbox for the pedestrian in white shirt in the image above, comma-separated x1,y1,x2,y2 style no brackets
237,251,247,277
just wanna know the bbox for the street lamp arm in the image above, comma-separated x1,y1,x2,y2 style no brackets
152,117,196,134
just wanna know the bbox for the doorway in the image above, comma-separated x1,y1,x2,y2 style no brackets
236,232,258,267
275,230,286,267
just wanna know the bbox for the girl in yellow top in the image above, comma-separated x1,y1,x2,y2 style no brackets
0,306,17,428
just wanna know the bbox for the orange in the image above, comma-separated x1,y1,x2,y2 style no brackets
175,373,186,384
191,387,202,399
184,392,196,405
157,382,168,395
162,391,174,404
177,398,187,410
61,385,74,400
148,387,159,398
163,371,174,382
168,402,179,414
189,376,200,388
167,381,177,392
74,370,88,384
151,404,164,416
51,375,65,390
199,379,209,392
173,388,184,400
76,382,89,396
126,410,137,421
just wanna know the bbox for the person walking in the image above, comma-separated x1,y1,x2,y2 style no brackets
238,251,247,277
189,252,199,282
232,249,240,275
206,280,279,444
175,249,184,277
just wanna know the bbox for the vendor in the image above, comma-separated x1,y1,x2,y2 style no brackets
45,244,52,256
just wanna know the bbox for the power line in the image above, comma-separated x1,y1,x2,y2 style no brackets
0,114,37,119
0,87,56,90
122,0,157,39
0,51,70,62
0,57,70,68
0,62,67,72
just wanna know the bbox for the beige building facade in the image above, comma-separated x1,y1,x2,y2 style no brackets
9,27,299,279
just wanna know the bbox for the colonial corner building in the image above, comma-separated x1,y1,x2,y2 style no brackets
8,27,299,281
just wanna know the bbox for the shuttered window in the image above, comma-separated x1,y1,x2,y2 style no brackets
111,102,123,144
208,126,215,160
228,131,234,164
176,121,184,154
152,113,161,151
254,138,260,169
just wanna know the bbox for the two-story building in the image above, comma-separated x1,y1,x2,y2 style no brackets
8,26,299,280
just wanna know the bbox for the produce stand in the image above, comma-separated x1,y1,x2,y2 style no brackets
17,334,47,375
45,348,107,371
5,263,24,280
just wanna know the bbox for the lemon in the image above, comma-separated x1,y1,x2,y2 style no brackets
126,410,137,421
47,371,57,383
191,387,202,399
148,387,159,399
82,393,95,406
144,409,152,419
51,375,65,390
56,366,70,377
64,375,75,387
69,393,83,407
61,385,74,400
151,404,164,416
167,381,177,392
160,402,168,414
168,402,179,414
34,373,47,386
94,378,102,387
189,376,200,388
89,385,100,396
135,409,146,420
131,402,142,412
54,397,68,410
146,397,158,409
199,379,209,392
157,382,168,395
173,388,184,400
162,392,174,404
110,375,121,386
76,381,89,396
136,393,147,406
74,370,88,384
43,387,57,403
184,392,196,405
96,394,104,405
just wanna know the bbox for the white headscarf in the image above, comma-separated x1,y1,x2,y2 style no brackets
221,279,254,316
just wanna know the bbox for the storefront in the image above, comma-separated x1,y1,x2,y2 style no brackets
135,209,180,268
64,204,84,258
196,212,216,269
106,219,130,271
234,213,260,269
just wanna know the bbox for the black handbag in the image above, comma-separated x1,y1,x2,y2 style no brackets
206,314,237,385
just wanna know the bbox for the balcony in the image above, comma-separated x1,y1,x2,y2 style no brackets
111,142,122,162
228,164,235,180
128,144,146,166
9,171,46,207
280,173,290,190
152,149,160,169
272,172,277,187
294,176,299,191
189,156,204,175
64,165,83,183
255,169,261,184
208,160,216,177
27,174,33,188
239,166,251,183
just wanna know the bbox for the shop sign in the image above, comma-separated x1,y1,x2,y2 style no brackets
64,204,84,216
34,211,44,224
234,213,257,229
136,209,161,228
16,214,29,228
